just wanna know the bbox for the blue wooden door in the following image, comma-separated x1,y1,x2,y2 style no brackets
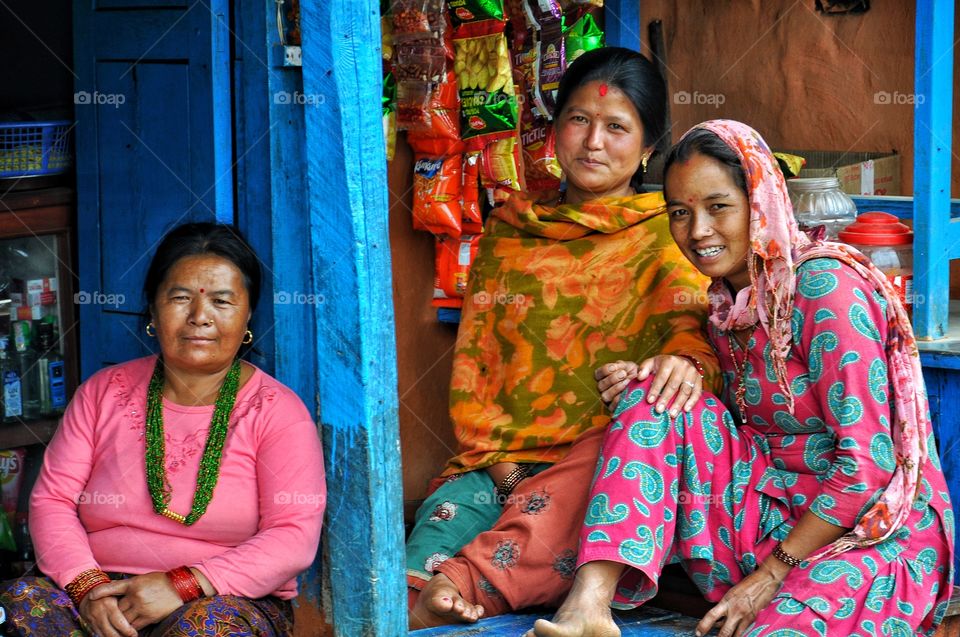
73,0,233,377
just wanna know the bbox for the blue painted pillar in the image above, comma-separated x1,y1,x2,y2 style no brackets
605,0,642,50
300,2,407,635
912,0,955,339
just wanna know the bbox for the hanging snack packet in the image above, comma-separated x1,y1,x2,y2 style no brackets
453,23,518,148
521,111,561,191
0,448,25,529
461,151,483,234
481,134,525,203
433,233,482,307
413,154,463,236
382,15,395,61
523,0,561,28
383,73,398,161
565,10,604,65
511,28,538,108
401,72,460,140
447,0,505,27
392,0,447,41
533,19,564,118
396,80,433,131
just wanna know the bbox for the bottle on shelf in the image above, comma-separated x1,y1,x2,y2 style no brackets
12,321,38,420
0,337,22,423
36,322,66,417
12,511,34,576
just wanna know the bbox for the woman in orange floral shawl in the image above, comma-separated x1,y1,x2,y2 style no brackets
408,48,720,629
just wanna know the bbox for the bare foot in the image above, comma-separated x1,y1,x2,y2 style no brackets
524,606,620,637
524,560,623,637
409,573,485,630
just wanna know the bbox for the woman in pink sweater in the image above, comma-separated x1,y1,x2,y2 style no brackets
0,223,325,637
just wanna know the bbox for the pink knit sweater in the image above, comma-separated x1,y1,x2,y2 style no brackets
30,356,325,600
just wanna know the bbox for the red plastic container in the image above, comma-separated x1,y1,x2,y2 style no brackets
838,212,913,313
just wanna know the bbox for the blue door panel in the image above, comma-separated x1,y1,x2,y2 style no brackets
74,1,232,378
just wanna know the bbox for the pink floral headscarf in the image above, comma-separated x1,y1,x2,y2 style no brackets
680,119,928,557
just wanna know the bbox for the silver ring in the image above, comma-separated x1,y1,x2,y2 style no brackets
682,380,697,389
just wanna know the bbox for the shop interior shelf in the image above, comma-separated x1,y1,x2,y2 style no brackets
0,418,59,449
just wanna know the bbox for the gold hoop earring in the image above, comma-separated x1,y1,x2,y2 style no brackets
242,329,253,345
641,155,649,173
146,322,156,337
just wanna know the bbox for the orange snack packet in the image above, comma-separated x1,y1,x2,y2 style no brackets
433,233,482,307
413,154,463,236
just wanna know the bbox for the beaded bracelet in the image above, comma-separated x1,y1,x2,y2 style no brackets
166,566,203,603
676,354,705,378
495,465,530,501
772,542,804,568
65,568,111,606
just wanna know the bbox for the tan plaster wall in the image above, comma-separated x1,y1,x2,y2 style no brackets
639,1,959,197
389,135,460,510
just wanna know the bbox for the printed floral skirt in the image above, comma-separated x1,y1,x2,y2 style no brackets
0,576,293,637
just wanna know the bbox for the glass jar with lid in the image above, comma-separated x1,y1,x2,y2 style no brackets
787,177,858,240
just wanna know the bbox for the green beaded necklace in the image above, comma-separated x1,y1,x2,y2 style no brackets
145,357,242,525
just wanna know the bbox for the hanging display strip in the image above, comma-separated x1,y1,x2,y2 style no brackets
381,0,605,310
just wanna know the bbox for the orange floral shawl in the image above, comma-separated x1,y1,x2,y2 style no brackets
443,191,719,475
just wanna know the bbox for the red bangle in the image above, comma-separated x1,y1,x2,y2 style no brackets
676,354,705,378
65,568,111,606
166,566,203,603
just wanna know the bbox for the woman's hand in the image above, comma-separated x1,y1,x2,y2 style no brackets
595,360,640,412
695,566,784,637
78,591,138,637
86,572,184,631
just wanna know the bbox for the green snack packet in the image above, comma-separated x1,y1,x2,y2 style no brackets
447,0,505,27
383,72,397,115
565,12,604,65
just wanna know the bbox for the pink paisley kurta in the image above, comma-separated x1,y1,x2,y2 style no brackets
579,258,954,636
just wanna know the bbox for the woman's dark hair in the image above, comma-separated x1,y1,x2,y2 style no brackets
663,128,748,196
553,47,667,191
144,222,262,313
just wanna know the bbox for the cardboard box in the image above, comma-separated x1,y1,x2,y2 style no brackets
781,150,901,196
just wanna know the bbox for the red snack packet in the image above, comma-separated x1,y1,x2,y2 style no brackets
461,151,483,234
520,103,561,192
413,154,463,236
432,233,482,307
0,448,25,528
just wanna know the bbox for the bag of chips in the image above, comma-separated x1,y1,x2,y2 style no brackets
520,108,561,192
523,0,561,28
432,233,482,307
0,448,25,531
565,10,604,65
453,23,518,148
447,0,505,27
533,19,565,118
383,73,397,161
413,154,463,236
461,151,484,234
481,134,525,203
391,0,447,42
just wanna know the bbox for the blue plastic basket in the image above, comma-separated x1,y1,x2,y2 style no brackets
0,120,73,178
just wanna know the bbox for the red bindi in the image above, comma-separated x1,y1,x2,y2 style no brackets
598,83,608,97
200,288,205,294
